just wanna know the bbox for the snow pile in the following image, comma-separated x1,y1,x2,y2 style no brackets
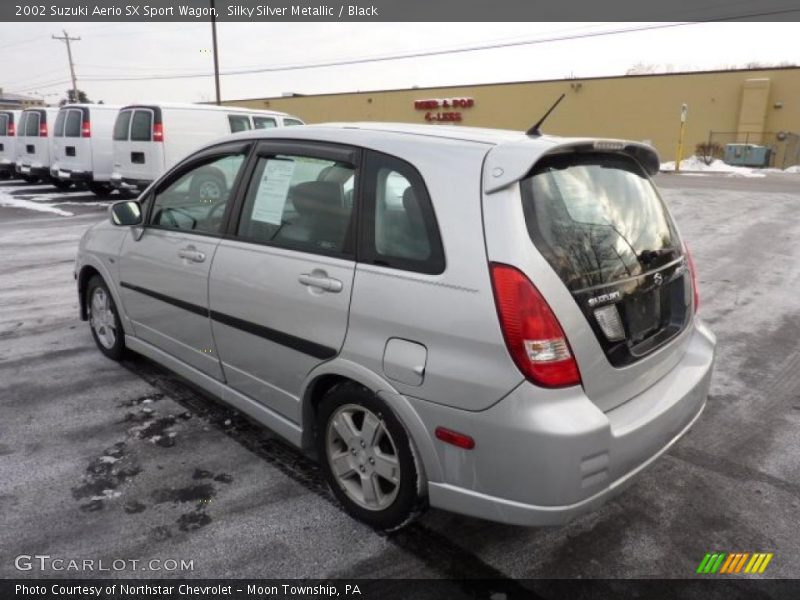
659,157,766,177
0,188,74,216
785,165,800,174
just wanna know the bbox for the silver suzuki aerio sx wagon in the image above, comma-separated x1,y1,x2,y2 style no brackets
76,123,716,530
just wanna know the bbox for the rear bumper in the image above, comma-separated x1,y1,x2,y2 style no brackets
410,319,716,526
16,164,49,178
110,174,152,191
51,168,93,183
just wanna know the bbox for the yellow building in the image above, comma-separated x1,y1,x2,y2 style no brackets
224,66,800,164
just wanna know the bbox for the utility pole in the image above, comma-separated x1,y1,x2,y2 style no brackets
52,30,81,103
209,0,221,105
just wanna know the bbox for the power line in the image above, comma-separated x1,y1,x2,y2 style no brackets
76,10,800,84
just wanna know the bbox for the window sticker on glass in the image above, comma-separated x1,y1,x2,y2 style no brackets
251,158,296,225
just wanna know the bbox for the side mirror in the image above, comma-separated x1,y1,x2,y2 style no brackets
109,200,142,226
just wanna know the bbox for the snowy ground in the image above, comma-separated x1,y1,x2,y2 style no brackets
1,175,799,583
660,156,800,178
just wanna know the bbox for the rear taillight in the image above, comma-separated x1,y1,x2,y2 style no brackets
152,123,164,142
8,123,15,136
81,120,91,138
685,245,700,312
490,263,581,388
39,122,47,137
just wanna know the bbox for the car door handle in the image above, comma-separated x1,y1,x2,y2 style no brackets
178,247,206,263
298,272,343,293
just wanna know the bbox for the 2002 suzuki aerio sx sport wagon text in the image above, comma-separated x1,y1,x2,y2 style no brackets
75,123,716,530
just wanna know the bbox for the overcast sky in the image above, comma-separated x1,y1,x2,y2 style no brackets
2,22,798,105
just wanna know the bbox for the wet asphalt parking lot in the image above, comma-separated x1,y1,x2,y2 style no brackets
1,173,799,583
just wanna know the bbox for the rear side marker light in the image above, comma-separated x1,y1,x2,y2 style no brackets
81,121,91,138
490,263,581,388
594,304,626,342
152,123,164,142
435,427,475,450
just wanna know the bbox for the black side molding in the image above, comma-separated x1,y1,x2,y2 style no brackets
120,281,336,360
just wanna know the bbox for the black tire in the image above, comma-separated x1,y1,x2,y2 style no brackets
188,167,227,204
116,187,138,199
86,275,126,361
21,174,39,184
316,382,427,531
51,178,72,191
88,182,114,197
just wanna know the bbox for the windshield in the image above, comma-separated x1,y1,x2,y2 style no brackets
521,152,681,292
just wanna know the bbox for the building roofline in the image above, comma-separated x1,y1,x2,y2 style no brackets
224,65,800,104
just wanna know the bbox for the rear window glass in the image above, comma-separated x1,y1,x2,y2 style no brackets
65,110,82,138
520,152,681,292
24,112,40,137
228,115,252,133
0,114,8,136
113,110,132,141
253,116,276,129
130,110,153,141
54,111,67,137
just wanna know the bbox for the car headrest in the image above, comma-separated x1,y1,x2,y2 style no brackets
291,181,345,217
402,186,425,228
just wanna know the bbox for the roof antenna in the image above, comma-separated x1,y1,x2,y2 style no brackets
526,93,566,137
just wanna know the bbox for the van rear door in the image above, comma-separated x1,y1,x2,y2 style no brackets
52,107,92,177
18,109,51,171
112,106,165,186
0,111,16,169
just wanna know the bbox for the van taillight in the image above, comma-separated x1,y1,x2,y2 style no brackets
7,122,14,136
39,122,47,137
490,263,581,388
81,120,91,138
685,245,700,312
152,123,164,142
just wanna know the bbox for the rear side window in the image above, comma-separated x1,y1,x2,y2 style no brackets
237,154,355,256
520,152,681,292
0,114,8,136
54,111,67,137
228,115,252,133
64,110,82,138
24,112,40,137
253,116,276,129
361,151,445,274
113,110,132,141
283,118,304,127
130,110,152,141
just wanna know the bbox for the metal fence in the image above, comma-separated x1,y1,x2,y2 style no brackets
699,131,800,169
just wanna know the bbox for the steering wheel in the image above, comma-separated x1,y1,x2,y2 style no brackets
163,207,197,230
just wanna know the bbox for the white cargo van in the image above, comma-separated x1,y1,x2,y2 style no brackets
51,104,122,196
0,110,21,179
110,103,304,192
15,107,63,185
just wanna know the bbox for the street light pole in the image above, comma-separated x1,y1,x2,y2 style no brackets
210,0,221,105
675,103,688,172
52,30,81,103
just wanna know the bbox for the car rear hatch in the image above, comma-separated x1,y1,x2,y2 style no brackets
483,138,695,412
112,105,165,183
52,106,92,173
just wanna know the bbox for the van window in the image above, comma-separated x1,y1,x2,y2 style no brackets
253,116,277,129
113,110,132,141
64,110,82,138
228,115,252,133
130,110,152,142
283,118,304,127
24,112,40,137
237,154,355,256
0,114,9,137
361,152,445,274
54,111,67,137
520,152,681,292
150,153,247,235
